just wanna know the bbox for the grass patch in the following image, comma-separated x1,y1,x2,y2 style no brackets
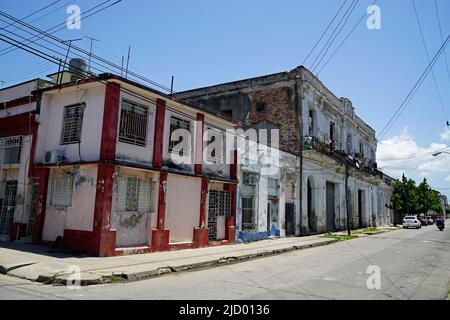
321,233,358,240
101,274,125,283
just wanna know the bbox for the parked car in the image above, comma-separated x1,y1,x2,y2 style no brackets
426,216,434,225
403,216,422,229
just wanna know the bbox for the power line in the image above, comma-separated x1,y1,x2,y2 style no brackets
0,8,173,93
302,0,348,66
0,0,61,31
0,0,121,56
377,34,450,140
310,0,360,73
434,0,450,84
317,0,378,76
411,0,448,121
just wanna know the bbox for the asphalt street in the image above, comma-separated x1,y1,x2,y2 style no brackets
1,225,449,300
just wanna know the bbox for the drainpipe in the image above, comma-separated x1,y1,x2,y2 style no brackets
345,162,351,235
294,75,303,236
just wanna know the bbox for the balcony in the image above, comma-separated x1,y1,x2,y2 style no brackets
303,136,381,177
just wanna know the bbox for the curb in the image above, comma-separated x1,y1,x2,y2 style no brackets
43,238,338,286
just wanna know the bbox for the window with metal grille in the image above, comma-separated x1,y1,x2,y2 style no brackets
116,176,155,213
0,136,22,165
242,197,255,230
243,172,258,186
49,175,74,209
60,104,85,145
168,116,191,156
209,190,232,217
118,99,149,147
205,128,225,163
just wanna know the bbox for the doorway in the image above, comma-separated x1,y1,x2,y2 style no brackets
285,203,295,236
307,177,316,233
326,182,336,232
0,181,18,241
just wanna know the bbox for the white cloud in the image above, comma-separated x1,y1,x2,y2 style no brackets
441,128,450,141
446,175,450,182
377,128,450,179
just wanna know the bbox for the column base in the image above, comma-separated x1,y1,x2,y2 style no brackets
151,229,170,252
193,227,209,248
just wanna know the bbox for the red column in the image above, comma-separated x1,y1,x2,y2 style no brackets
194,113,204,175
64,83,120,256
153,98,166,169
151,172,170,251
32,168,49,244
194,177,209,247
225,183,237,242
100,82,121,161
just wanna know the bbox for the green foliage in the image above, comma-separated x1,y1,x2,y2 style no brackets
390,175,442,217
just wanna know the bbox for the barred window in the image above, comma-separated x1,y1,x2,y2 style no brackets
168,116,191,156
60,104,85,145
242,197,255,230
119,100,149,147
0,136,22,165
49,175,74,209
116,176,155,213
205,128,225,163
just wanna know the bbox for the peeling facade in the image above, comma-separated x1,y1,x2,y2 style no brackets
178,66,395,240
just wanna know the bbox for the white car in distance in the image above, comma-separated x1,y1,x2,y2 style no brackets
403,216,422,229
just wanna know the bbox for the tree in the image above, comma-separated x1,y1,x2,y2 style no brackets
390,175,442,220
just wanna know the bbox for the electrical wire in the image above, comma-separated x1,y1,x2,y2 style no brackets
302,0,349,66
434,0,450,84
317,0,378,76
309,0,359,73
411,0,448,121
377,35,450,140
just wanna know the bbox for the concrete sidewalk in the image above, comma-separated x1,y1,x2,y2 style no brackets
0,235,338,286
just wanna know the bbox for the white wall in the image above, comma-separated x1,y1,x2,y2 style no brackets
110,167,158,248
165,174,201,243
42,165,97,242
35,86,106,164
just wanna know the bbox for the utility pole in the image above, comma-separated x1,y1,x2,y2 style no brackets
294,74,303,236
86,36,100,73
345,162,351,236
125,46,131,79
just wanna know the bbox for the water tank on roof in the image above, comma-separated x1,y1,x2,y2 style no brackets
69,58,88,76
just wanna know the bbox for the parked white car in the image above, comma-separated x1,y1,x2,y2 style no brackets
403,216,422,229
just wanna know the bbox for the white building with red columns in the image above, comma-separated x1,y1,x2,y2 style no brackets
0,70,238,257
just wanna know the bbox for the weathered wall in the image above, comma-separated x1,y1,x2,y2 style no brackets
36,86,106,163
165,174,201,243
42,165,97,242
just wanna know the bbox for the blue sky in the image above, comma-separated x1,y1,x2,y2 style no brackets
1,0,450,198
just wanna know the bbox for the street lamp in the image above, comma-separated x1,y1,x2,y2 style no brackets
432,151,450,157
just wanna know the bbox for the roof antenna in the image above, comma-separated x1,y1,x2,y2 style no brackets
121,56,124,77
170,76,174,96
447,121,449,126
85,36,100,73
125,46,131,79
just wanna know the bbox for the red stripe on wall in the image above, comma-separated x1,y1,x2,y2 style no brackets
153,99,166,168
100,82,121,161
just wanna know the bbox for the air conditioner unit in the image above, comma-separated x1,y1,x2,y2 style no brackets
44,150,64,164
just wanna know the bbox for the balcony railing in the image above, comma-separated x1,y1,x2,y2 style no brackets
303,136,380,177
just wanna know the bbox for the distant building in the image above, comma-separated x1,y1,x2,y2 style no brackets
178,66,394,240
